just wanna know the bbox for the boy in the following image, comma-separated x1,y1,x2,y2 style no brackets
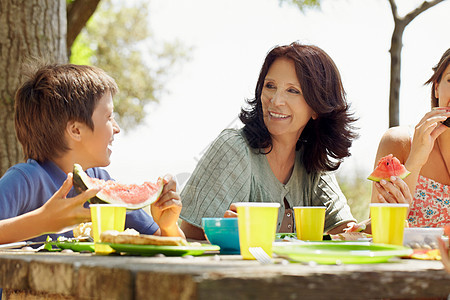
0,63,184,244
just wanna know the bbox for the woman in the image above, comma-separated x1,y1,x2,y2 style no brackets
371,48,450,227
180,42,358,240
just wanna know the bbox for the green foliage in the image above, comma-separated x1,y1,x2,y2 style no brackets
70,0,189,130
70,34,94,65
279,0,322,12
337,173,371,223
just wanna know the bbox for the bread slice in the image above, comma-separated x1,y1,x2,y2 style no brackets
100,229,189,246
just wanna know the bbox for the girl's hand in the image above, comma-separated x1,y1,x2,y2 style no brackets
407,109,450,170
374,176,412,205
151,175,183,237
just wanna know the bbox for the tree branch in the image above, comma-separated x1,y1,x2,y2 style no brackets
387,0,399,20
403,0,444,26
66,0,101,51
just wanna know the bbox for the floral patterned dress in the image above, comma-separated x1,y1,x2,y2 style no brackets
408,175,450,227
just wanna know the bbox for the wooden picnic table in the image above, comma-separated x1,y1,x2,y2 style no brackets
0,248,450,300
0,250,450,300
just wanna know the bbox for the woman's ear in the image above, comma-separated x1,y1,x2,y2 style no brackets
66,120,82,142
312,112,318,120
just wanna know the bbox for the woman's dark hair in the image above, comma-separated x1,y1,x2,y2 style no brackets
239,41,358,174
425,48,450,108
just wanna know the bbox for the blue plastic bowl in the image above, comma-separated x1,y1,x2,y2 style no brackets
202,217,240,254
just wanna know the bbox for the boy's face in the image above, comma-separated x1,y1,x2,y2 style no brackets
79,92,120,168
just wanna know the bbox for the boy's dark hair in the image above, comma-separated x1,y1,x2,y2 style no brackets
14,63,118,162
239,41,358,174
425,48,450,108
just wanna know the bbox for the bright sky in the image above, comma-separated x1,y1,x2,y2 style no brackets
106,0,450,187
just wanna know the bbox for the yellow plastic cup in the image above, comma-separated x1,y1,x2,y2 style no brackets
370,203,409,246
235,202,280,260
293,206,326,241
90,204,127,254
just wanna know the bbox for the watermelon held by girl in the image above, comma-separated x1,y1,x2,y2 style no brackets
367,154,411,182
72,164,164,210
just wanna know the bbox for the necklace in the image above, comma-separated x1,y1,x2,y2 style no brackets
436,138,450,182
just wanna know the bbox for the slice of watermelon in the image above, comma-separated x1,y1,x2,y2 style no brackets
367,154,411,182
72,164,164,210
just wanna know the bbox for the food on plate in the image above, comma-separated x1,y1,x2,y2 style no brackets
409,249,441,260
100,229,189,246
367,154,411,182
72,163,164,209
73,222,92,238
330,232,372,241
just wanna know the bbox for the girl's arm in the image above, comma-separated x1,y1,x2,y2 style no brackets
371,126,416,204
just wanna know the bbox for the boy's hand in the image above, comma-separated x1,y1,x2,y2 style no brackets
151,174,183,237
40,173,97,233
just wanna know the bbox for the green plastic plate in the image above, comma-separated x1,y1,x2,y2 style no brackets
48,241,95,252
273,241,412,264
103,243,220,256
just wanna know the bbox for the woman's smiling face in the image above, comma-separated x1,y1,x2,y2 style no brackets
261,57,316,141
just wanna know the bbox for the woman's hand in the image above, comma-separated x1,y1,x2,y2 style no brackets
223,203,238,218
407,109,450,171
344,221,367,233
374,176,412,205
151,175,184,237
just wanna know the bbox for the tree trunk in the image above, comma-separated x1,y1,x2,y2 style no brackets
388,21,405,128
388,0,445,128
0,0,68,176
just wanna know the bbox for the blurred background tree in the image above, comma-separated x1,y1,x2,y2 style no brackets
70,0,189,129
0,0,68,176
282,0,446,127
0,0,188,176
338,174,372,222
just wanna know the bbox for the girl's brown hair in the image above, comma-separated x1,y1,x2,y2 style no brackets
239,42,358,174
14,63,118,162
425,48,450,108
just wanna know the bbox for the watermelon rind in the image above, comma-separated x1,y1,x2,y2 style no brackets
367,170,410,182
367,154,411,182
72,164,164,210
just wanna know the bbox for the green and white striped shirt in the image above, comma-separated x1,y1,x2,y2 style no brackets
180,128,355,232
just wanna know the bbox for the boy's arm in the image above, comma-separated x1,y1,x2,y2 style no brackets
0,206,50,244
0,173,96,244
